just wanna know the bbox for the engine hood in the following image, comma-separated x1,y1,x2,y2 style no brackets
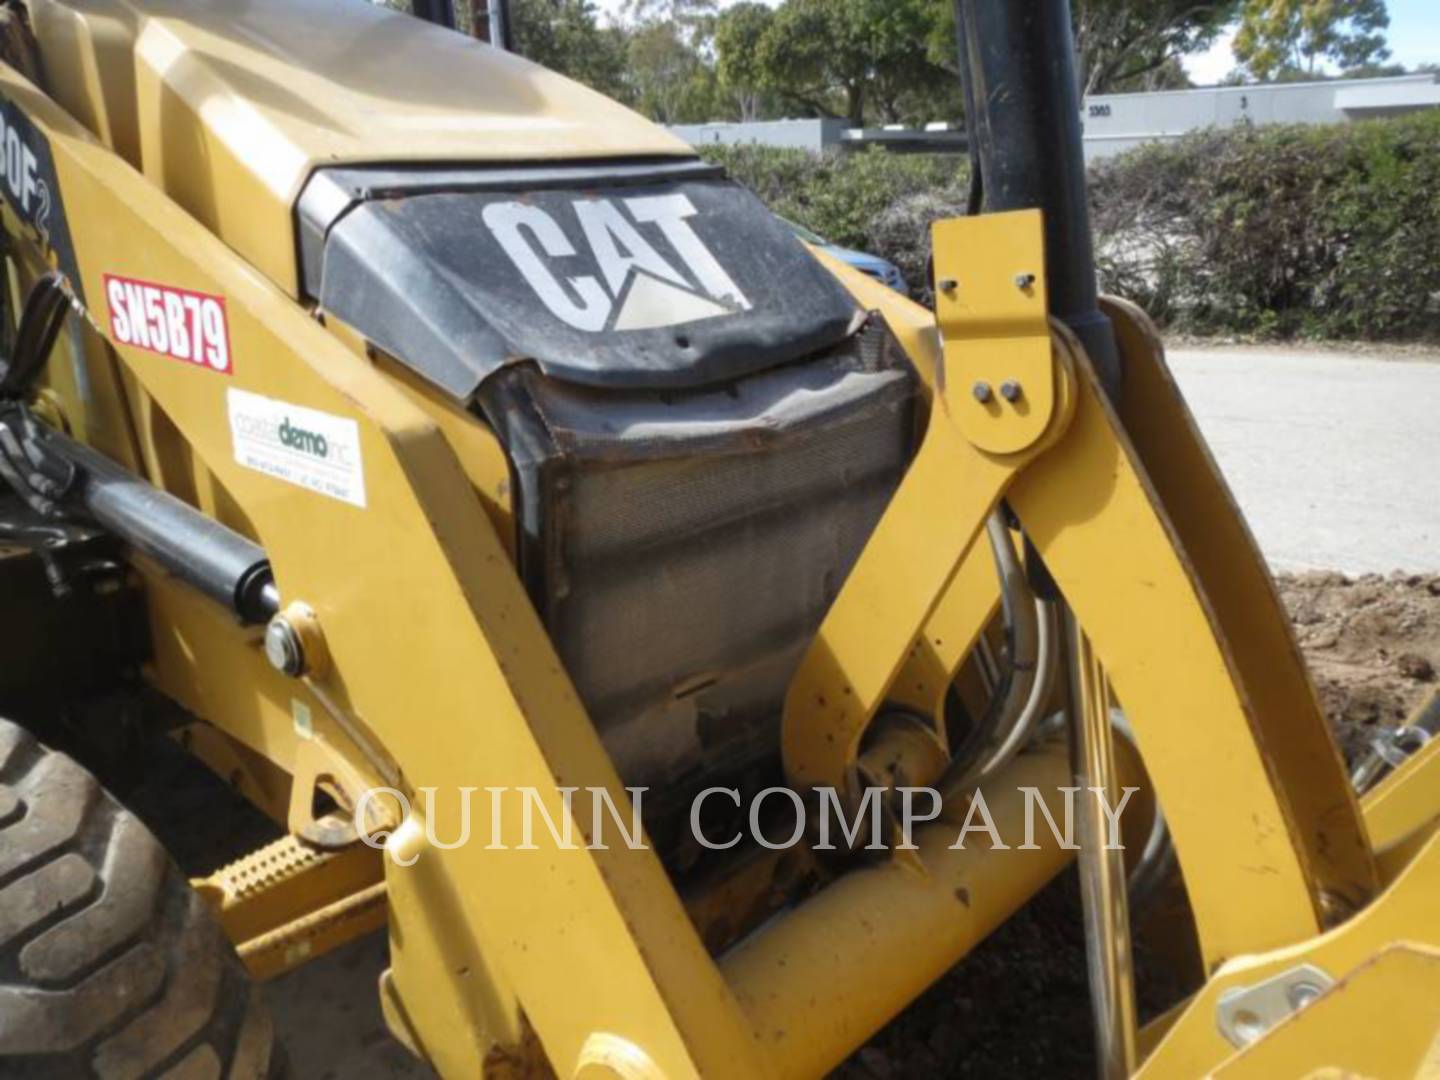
300,162,864,399
29,0,691,294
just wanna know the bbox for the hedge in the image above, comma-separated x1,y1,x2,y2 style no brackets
702,144,967,257
705,111,1440,341
1089,112,1440,339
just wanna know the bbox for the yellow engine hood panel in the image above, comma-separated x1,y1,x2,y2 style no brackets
28,0,690,293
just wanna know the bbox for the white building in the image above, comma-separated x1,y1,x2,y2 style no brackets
1081,73,1440,161
670,118,966,154
668,74,1440,162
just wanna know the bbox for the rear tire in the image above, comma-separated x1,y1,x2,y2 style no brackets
0,717,277,1079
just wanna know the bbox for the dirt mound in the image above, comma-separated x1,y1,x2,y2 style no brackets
1277,570,1440,762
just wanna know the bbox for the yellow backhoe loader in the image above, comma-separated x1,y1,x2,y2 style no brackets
0,0,1436,1077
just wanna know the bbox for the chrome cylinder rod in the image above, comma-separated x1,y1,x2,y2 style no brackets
1066,609,1139,1079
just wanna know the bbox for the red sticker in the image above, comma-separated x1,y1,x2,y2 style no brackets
103,274,232,374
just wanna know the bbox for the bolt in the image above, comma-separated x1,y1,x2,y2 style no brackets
938,278,959,294
972,381,994,404
1231,1009,1265,1045
1287,981,1325,1011
1014,272,1037,291
264,615,306,678
1000,380,1023,402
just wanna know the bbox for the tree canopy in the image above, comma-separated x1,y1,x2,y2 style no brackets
1072,0,1238,94
509,0,628,101
730,0,953,127
496,0,1399,127
1234,0,1391,80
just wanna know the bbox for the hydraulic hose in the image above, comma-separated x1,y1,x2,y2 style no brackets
0,272,70,399
939,516,1060,798
0,275,278,623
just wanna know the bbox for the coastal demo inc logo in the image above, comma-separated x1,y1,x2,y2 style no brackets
277,416,332,459
227,388,367,509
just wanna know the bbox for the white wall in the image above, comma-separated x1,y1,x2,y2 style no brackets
1082,75,1440,162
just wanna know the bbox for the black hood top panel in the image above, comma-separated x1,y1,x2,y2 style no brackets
299,161,863,401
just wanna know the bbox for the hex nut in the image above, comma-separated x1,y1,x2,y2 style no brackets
264,617,305,677
264,602,329,679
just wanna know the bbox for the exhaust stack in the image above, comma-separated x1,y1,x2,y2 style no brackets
953,0,1121,392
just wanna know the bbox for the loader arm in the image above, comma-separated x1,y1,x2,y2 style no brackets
0,61,770,1077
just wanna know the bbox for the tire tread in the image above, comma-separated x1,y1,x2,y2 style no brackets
0,719,274,1079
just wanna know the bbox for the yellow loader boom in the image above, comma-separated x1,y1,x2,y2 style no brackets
0,1,1434,1078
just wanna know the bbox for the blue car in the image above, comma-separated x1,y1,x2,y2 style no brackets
781,217,910,296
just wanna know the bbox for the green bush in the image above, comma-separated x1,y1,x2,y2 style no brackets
706,114,1440,341
702,145,967,254
1090,112,1440,340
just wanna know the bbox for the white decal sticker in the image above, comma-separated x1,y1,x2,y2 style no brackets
483,194,750,333
227,388,366,508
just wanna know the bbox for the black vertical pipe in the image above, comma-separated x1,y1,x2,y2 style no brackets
411,0,457,30
954,0,1121,393
474,0,514,50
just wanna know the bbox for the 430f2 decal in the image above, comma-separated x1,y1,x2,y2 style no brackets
0,94,84,302
104,275,232,374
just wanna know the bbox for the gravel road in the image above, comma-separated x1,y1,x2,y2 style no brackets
1166,345,1440,574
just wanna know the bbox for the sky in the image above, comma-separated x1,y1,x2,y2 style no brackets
592,0,1440,85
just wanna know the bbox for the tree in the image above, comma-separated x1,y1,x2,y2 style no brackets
625,18,726,123
1233,0,1390,80
739,0,948,127
620,0,716,24
619,0,719,50
606,0,733,123
921,0,1233,95
715,3,775,121
1071,0,1239,94
1109,55,1195,93
507,0,630,101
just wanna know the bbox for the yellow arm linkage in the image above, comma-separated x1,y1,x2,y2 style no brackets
783,210,1377,974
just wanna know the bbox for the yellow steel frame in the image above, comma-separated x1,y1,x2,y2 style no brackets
5,41,1438,1075
1143,829,1440,1075
1362,717,1440,883
1212,943,1440,1077
787,214,1377,972
782,212,1074,803
0,66,767,1079
197,837,386,981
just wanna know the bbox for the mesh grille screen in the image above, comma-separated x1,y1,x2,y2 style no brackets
486,327,917,788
